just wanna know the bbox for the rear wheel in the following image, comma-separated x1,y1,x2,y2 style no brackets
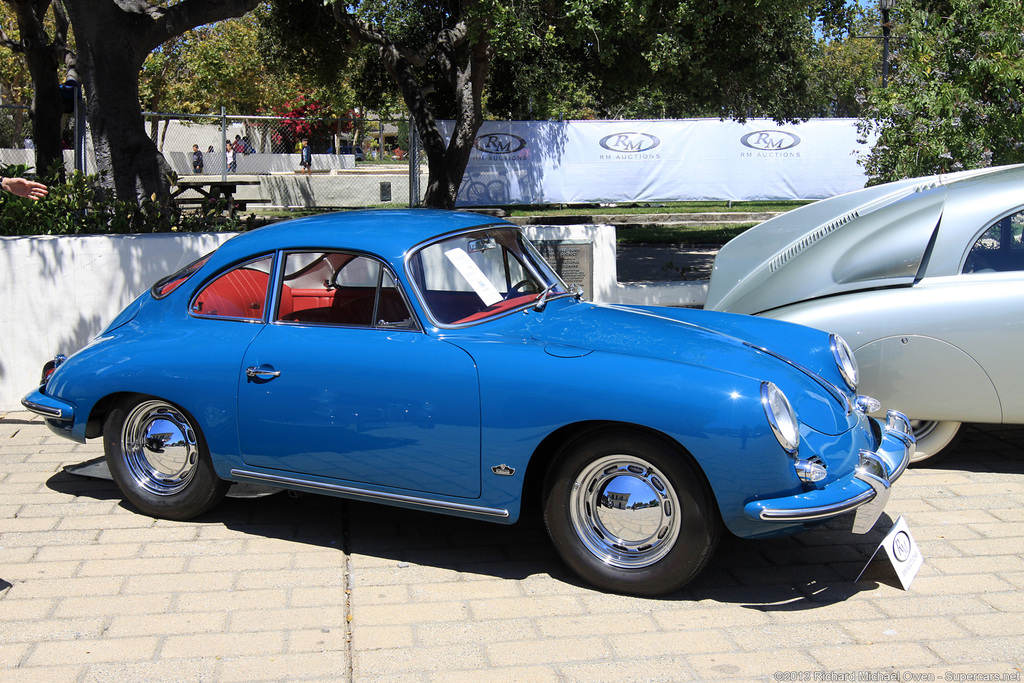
908,420,962,466
543,430,720,596
104,396,229,520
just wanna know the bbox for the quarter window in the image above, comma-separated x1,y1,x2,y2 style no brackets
191,255,273,320
964,210,1024,273
152,253,212,299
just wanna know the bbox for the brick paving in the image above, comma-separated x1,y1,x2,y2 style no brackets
1,412,1022,682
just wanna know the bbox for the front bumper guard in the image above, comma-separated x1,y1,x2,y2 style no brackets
744,410,915,534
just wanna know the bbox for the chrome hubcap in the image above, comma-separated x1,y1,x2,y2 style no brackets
569,455,681,569
121,401,199,496
909,420,938,440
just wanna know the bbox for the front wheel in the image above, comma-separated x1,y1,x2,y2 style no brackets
543,430,720,596
908,420,962,466
104,396,229,520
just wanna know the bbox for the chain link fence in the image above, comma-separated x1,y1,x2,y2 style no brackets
0,105,428,209
146,112,425,209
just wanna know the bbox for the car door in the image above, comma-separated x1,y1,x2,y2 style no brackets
236,251,482,499
945,208,1024,422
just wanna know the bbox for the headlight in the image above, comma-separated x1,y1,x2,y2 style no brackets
830,334,858,392
761,381,800,454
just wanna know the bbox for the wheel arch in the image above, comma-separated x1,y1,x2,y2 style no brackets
521,420,720,520
85,391,146,439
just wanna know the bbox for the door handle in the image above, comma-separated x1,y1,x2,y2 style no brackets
246,365,281,380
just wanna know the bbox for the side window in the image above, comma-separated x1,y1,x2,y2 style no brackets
377,270,415,326
964,210,1024,274
276,251,414,328
191,255,273,320
152,253,212,299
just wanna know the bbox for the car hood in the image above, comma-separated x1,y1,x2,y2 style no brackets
476,301,856,435
704,166,1014,315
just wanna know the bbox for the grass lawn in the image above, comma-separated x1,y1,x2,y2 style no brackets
504,200,809,217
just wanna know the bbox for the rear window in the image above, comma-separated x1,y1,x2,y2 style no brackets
151,253,212,299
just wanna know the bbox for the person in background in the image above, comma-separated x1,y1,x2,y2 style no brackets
192,144,204,173
299,138,312,175
225,141,236,173
1,176,48,201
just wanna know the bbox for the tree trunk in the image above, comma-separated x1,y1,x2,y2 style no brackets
23,45,63,177
63,0,258,203
3,0,70,178
331,5,490,210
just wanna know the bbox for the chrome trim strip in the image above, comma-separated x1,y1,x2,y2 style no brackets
20,398,64,419
768,209,859,273
404,223,571,330
758,489,876,522
230,469,510,518
757,430,912,524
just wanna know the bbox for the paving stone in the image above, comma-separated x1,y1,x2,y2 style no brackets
484,636,611,666
25,636,161,666
428,665,562,683
1,415,1022,681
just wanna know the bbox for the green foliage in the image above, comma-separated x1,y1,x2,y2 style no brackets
0,165,253,235
139,5,353,116
267,0,834,122
860,0,1024,183
802,5,884,118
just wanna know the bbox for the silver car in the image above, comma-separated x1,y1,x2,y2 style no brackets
706,164,1024,463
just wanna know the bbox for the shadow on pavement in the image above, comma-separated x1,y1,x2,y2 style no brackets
43,423,1024,604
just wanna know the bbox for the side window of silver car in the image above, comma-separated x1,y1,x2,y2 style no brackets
963,210,1024,274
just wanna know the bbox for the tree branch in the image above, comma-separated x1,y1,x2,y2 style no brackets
139,0,261,51
0,23,23,53
331,1,468,69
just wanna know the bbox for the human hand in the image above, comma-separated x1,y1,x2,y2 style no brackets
2,177,48,201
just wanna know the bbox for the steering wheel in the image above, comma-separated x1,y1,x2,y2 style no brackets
507,279,539,298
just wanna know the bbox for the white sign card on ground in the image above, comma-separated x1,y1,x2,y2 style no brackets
855,515,924,590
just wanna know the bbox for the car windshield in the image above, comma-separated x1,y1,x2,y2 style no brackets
408,227,567,325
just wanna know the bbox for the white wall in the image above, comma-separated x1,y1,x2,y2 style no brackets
1,225,701,412
1,232,235,411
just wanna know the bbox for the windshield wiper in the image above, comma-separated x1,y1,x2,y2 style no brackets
533,283,556,312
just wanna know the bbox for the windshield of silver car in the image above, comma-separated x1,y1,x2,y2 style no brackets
408,227,566,325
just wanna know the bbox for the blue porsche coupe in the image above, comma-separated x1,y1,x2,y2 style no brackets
23,209,914,595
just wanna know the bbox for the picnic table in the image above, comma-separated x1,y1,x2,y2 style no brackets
171,178,264,218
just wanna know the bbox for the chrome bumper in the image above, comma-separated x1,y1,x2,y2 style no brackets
21,387,76,422
744,410,915,534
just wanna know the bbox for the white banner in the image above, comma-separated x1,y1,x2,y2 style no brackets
442,118,875,205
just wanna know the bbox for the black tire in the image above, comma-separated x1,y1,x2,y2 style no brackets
103,396,229,520
543,429,720,596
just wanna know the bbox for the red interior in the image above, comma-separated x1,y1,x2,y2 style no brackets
194,271,411,327
452,294,536,323
193,268,269,319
